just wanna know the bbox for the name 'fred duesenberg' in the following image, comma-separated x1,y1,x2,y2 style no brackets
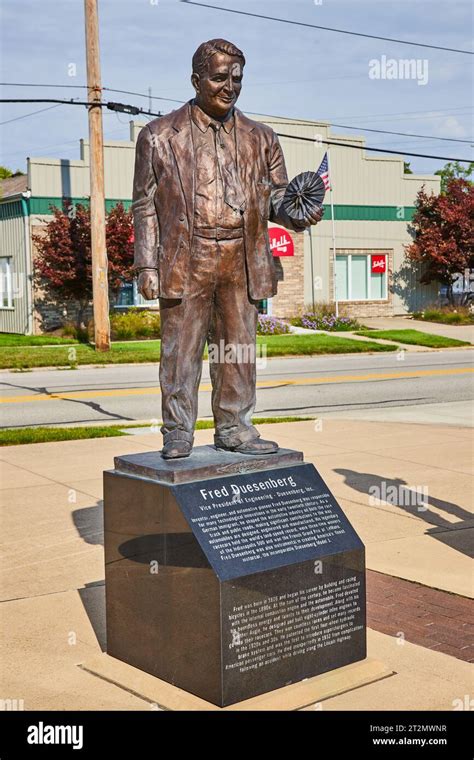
199,474,298,502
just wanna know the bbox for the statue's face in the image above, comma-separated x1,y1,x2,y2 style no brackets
192,52,243,119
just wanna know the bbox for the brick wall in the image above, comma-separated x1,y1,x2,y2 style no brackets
271,231,305,318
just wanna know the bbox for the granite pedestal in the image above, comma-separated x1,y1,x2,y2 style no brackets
104,445,366,707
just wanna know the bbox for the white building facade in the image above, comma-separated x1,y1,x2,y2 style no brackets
0,116,440,334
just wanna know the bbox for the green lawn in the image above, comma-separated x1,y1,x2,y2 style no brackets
256,334,398,355
0,425,127,446
0,416,314,446
355,329,470,348
0,333,79,346
0,340,161,369
0,334,398,369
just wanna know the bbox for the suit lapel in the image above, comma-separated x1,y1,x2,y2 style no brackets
234,108,259,192
169,104,194,226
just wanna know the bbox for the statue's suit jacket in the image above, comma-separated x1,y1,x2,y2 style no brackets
132,101,299,300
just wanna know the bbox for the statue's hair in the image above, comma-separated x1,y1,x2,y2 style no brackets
192,39,245,77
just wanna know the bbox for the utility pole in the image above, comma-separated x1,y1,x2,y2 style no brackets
84,0,110,351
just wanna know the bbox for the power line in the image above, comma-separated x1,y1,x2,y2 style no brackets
2,126,132,159
1,98,471,162
101,94,474,144
2,81,472,137
0,82,88,90
262,120,472,144
0,81,184,105
274,131,470,162
1,98,96,107
179,1,473,55
0,103,64,126
325,107,473,122
2,83,472,119
0,98,162,119
101,92,473,142
104,87,183,105
3,84,472,117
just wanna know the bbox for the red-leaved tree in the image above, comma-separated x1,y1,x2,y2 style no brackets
33,201,134,327
405,178,474,303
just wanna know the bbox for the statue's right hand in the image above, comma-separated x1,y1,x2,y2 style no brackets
137,269,159,300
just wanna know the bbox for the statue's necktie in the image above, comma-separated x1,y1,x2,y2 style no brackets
210,122,246,214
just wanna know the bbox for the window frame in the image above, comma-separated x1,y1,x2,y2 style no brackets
0,257,13,310
336,252,388,302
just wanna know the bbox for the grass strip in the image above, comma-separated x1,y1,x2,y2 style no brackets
0,416,314,446
355,329,470,348
0,334,399,370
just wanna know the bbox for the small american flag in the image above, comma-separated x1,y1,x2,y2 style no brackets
316,152,331,191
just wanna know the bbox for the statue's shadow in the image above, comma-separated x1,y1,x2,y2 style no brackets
334,468,473,559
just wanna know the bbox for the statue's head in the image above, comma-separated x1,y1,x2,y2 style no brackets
191,38,245,119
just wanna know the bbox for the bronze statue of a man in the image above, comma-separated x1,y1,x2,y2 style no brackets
132,39,322,459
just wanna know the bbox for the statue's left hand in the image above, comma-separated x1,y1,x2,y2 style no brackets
306,205,325,225
293,205,325,230
303,205,325,226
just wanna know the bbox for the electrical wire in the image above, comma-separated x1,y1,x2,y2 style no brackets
1,83,471,143
0,97,470,162
0,103,64,126
179,1,473,55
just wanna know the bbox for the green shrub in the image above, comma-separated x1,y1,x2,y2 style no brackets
413,305,473,325
110,307,161,340
61,322,89,343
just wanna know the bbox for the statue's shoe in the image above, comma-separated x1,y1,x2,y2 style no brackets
162,440,193,459
216,438,279,455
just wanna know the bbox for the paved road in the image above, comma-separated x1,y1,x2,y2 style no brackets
1,349,473,429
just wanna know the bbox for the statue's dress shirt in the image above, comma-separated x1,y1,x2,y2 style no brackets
190,103,246,231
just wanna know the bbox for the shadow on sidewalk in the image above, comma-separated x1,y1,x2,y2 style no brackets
334,469,473,559
78,580,106,652
73,501,106,651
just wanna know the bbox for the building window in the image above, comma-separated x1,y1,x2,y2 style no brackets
0,257,13,308
336,253,387,301
115,278,159,309
116,281,134,307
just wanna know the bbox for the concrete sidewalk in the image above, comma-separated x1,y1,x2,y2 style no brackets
1,420,472,710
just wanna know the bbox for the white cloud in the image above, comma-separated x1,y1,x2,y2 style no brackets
435,117,469,139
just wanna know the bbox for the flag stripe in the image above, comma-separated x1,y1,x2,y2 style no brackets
316,152,331,191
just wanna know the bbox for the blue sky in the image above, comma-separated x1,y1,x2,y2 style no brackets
1,0,472,177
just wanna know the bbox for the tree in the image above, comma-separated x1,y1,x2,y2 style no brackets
405,179,474,303
434,161,474,194
105,203,136,291
403,162,413,174
0,166,25,180
33,201,134,328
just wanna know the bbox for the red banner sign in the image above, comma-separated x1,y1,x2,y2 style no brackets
371,254,386,273
268,227,294,257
